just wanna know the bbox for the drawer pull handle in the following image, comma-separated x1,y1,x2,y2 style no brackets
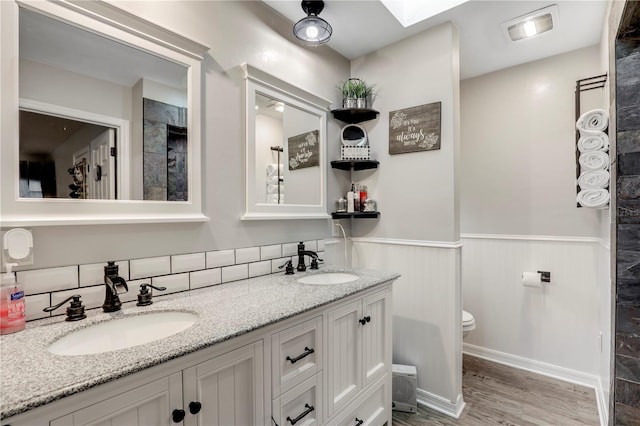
358,316,371,325
355,417,364,426
286,347,315,364
172,409,186,423
287,403,315,425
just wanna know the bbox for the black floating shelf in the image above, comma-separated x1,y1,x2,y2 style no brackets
331,160,379,171
332,212,380,219
331,108,380,124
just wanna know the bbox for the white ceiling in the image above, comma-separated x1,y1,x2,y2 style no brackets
262,0,609,79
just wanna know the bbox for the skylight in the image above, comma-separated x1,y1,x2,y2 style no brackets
380,0,470,28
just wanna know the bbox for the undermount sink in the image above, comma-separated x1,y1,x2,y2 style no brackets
297,272,359,285
48,311,198,356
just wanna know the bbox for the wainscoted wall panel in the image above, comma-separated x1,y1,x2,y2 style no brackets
351,239,463,417
461,236,602,377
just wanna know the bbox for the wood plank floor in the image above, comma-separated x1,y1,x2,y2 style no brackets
392,355,600,426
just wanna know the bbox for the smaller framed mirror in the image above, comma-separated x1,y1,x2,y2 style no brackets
242,64,331,220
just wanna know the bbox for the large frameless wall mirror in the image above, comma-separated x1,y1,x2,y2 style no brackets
0,0,209,225
242,64,331,220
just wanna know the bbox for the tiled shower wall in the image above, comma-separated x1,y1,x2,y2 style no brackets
614,1,640,423
16,240,325,322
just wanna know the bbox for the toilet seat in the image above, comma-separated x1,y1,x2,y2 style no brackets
462,310,475,330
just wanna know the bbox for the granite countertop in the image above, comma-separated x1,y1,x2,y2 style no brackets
0,266,399,420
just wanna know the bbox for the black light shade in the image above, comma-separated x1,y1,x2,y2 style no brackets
293,0,332,45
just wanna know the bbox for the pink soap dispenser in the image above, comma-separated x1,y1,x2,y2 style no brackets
1,263,25,334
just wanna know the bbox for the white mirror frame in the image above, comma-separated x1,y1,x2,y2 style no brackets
0,0,210,226
241,64,331,220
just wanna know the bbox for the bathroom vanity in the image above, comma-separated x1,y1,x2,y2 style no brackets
0,268,398,425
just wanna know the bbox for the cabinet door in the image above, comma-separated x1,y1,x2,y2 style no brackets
326,299,362,418
50,373,183,426
182,341,264,426
362,289,390,389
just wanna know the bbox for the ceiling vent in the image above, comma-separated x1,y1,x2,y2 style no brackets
501,4,559,42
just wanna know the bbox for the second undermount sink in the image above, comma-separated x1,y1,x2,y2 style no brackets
48,311,198,356
297,272,359,285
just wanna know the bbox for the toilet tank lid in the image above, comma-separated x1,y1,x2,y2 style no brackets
462,310,474,324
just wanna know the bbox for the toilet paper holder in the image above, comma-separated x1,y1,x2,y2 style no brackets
537,271,551,283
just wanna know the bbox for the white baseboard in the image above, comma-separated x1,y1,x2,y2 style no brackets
463,343,606,426
416,388,465,419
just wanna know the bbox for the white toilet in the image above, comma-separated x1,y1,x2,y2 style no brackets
462,310,476,338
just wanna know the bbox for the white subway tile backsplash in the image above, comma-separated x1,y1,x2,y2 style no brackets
130,256,170,280
249,261,271,278
171,253,205,274
221,264,248,283
206,250,235,268
271,257,293,274
303,240,318,252
190,268,221,289
235,247,260,264
260,244,281,260
152,273,189,294
52,286,104,311
79,261,129,287
18,266,78,295
282,243,298,257
26,293,50,321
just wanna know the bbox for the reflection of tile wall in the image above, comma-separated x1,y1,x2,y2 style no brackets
615,2,640,423
143,98,188,201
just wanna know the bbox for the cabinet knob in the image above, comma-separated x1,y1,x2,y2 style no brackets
172,408,186,423
355,418,364,426
358,316,371,325
189,401,202,415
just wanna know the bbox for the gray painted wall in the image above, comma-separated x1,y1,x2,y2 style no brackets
11,1,350,270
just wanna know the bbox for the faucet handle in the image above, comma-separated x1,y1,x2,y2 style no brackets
278,260,295,275
310,257,324,270
136,284,167,306
43,294,86,321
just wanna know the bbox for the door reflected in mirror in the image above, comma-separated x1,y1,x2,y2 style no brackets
19,110,116,199
19,7,189,201
255,93,321,206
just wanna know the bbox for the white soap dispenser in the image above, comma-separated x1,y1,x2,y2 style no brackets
1,263,25,334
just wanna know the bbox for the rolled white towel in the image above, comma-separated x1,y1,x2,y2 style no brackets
266,176,283,185
266,163,283,177
266,194,279,204
576,109,608,133
577,188,610,208
579,151,609,171
266,183,284,194
578,170,610,189
577,132,609,153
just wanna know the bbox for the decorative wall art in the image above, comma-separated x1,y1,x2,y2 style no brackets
389,102,441,155
288,130,319,170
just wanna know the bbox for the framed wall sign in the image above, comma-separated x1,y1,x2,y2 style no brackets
389,102,441,155
288,130,319,170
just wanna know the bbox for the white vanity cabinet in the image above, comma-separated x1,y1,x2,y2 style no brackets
2,282,393,426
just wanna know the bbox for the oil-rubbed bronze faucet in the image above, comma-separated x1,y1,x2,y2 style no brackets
102,261,128,312
297,242,323,272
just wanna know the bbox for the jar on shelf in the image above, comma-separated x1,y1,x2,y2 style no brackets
363,199,377,212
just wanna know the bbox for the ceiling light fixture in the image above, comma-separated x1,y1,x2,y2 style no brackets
293,0,332,46
501,4,559,42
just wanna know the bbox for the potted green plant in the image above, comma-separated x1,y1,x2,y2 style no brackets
340,78,359,109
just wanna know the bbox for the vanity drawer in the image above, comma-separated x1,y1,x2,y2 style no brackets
272,373,322,426
331,376,388,426
272,315,322,396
